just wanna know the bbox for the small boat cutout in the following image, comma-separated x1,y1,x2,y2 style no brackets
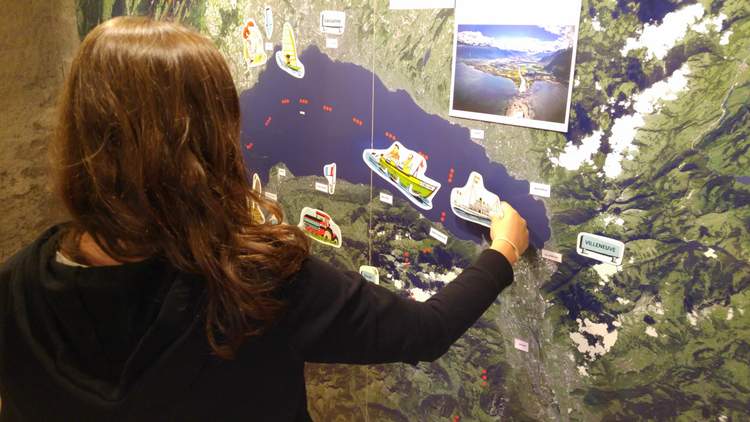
359,265,379,285
275,22,305,78
298,207,342,248
362,141,441,210
449,171,501,228
323,162,336,195
241,19,267,68
251,173,266,224
264,6,273,38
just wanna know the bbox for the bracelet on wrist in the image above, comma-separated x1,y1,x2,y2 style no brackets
495,237,520,262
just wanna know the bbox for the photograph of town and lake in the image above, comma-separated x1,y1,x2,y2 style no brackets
451,24,575,127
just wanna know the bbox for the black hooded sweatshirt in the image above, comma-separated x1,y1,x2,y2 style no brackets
0,224,513,421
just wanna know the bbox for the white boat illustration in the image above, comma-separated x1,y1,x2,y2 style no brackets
362,141,440,210
275,22,305,78
241,19,267,68
449,171,501,228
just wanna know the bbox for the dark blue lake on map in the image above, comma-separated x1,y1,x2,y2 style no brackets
452,61,516,115
240,46,550,248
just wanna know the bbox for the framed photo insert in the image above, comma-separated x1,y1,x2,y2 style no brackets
449,0,582,132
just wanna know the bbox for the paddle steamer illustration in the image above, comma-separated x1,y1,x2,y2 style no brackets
449,171,501,228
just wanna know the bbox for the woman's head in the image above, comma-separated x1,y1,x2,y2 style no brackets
54,16,309,358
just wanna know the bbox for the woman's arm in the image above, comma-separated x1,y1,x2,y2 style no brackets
282,249,512,364
281,202,528,364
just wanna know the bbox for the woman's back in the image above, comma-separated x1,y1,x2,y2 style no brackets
0,224,515,421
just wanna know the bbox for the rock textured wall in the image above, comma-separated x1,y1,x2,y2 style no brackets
0,1,78,260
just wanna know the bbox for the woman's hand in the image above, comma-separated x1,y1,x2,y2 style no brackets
489,202,529,265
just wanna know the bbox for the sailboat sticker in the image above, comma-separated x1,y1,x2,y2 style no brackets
251,173,266,224
241,19,267,68
275,22,305,78
264,6,273,38
323,163,336,195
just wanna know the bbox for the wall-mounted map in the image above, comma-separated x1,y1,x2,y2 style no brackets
76,1,750,420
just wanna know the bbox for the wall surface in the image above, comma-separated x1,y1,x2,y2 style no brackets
0,0,78,260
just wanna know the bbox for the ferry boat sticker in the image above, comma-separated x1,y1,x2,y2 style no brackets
320,11,346,35
362,141,441,210
241,19,268,68
251,173,266,224
576,232,624,266
449,171,501,228
359,265,380,285
275,22,305,78
298,207,342,248
323,162,336,194
264,6,273,38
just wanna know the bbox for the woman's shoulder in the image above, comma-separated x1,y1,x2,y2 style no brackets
1,224,65,281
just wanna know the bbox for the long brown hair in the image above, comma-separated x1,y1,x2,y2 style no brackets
53,16,310,359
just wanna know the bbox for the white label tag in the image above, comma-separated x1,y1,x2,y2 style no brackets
541,249,562,263
314,182,329,193
470,128,485,140
264,192,277,201
514,338,529,352
529,182,551,198
264,42,274,51
379,192,393,205
278,168,287,177
325,37,338,49
429,227,448,244
320,11,346,35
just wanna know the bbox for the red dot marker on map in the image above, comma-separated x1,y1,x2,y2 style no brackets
245,142,254,150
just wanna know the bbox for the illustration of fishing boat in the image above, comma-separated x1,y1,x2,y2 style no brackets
449,171,501,228
298,207,342,248
362,141,440,210
275,22,305,78
241,19,267,68
264,6,273,38
251,173,266,224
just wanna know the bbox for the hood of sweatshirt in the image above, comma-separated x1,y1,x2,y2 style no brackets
0,224,208,417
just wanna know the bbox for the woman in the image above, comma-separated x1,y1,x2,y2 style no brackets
0,17,528,421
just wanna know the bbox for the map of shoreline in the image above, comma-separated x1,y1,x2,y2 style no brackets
240,45,552,247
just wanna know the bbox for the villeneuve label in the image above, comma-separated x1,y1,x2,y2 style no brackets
470,128,485,140
529,182,551,198
429,227,448,244
514,338,529,352
541,249,562,263
278,168,287,177
576,232,625,266
379,192,393,205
